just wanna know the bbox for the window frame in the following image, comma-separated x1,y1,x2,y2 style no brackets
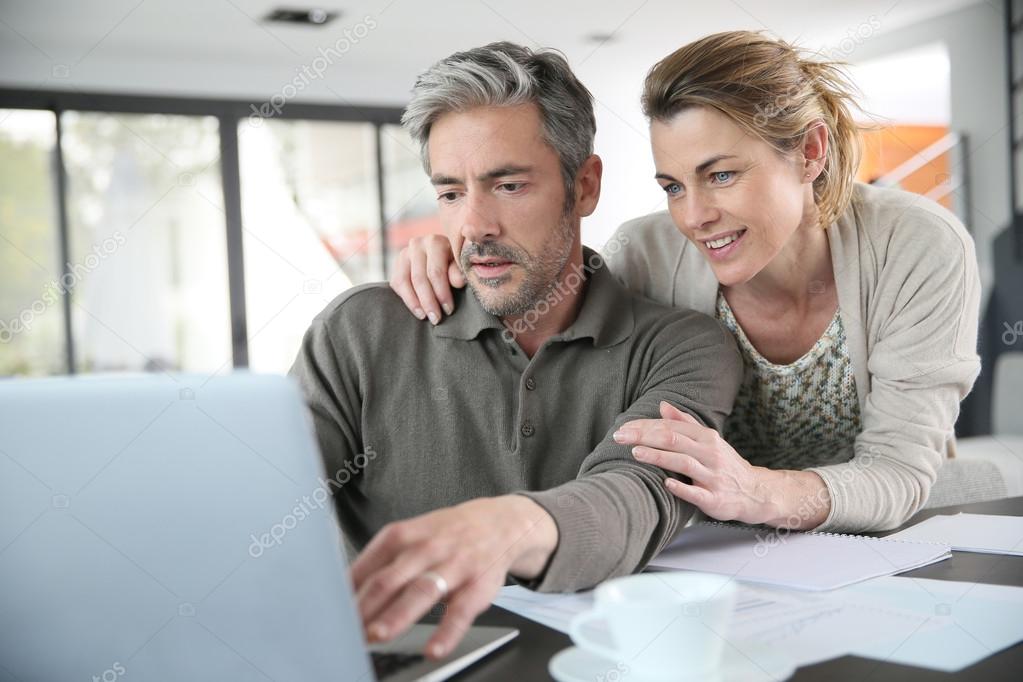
0,87,403,372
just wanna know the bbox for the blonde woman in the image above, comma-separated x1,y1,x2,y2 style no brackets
388,31,981,533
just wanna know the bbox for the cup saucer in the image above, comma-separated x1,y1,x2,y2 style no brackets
548,642,795,682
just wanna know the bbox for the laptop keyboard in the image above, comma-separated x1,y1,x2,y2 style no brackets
371,651,426,679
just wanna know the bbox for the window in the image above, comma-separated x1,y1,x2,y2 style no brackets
0,109,64,376
238,118,380,373
381,124,441,264
60,112,231,373
0,91,404,378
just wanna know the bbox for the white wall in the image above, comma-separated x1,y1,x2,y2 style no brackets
848,0,1009,294
848,42,951,126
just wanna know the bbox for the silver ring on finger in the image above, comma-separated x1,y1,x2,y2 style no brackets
420,570,449,600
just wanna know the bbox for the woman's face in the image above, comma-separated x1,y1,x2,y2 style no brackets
649,106,814,287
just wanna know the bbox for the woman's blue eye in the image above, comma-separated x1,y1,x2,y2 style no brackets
712,171,734,183
664,183,681,195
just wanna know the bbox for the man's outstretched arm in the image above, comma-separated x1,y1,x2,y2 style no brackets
354,312,742,657
512,313,742,591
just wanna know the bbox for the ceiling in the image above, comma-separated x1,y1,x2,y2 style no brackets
0,0,982,106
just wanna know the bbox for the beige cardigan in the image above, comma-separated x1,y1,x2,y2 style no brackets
605,183,981,532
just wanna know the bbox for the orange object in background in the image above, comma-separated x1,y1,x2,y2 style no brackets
857,125,953,211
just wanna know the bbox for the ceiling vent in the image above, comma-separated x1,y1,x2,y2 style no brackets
263,7,338,26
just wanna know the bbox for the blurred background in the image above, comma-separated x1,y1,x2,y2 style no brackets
0,0,1019,436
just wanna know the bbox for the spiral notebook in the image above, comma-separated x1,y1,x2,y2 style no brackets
649,521,952,591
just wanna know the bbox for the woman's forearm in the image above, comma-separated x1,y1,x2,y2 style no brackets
753,468,831,530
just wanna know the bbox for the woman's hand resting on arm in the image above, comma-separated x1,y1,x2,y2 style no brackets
615,401,833,530
390,237,833,529
389,235,464,324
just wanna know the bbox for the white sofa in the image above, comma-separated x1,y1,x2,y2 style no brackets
926,353,1023,508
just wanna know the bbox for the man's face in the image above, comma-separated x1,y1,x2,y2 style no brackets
427,103,577,317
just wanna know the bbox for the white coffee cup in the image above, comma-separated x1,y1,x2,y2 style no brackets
568,571,736,680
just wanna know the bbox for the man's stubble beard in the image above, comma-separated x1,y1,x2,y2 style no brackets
461,212,577,317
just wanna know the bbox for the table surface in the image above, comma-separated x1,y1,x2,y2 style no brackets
441,496,1023,682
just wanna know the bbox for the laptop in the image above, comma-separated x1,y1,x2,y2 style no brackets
0,372,517,681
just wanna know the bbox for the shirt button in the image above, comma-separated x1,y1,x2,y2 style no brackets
524,377,536,391
520,421,535,438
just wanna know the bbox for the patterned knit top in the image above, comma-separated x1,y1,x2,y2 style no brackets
715,290,861,470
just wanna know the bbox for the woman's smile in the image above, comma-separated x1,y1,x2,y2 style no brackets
699,228,748,260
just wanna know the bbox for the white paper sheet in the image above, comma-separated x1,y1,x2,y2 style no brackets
491,587,596,635
648,522,950,590
838,576,1023,672
886,513,1023,556
492,574,1023,672
493,579,939,668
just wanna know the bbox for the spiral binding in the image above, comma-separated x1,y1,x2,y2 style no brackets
697,519,952,548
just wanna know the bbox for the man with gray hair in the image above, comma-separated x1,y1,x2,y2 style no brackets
290,41,741,660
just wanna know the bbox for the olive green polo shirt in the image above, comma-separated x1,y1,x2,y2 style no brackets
289,249,741,592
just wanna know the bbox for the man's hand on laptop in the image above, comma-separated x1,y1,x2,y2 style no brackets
350,494,558,659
